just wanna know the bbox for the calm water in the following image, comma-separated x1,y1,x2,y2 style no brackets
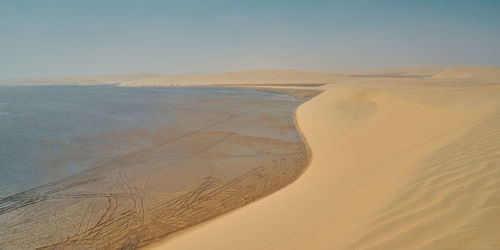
0,85,292,197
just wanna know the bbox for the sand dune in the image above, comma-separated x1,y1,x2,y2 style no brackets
152,69,500,249
434,66,500,83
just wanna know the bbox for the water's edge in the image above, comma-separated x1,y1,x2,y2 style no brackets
0,85,321,249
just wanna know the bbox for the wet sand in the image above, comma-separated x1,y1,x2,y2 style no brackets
0,88,316,249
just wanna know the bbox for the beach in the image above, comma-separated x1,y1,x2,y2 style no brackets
0,86,314,249
150,67,500,249
0,67,499,249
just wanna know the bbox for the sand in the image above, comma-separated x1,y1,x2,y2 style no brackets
2,67,499,249
150,67,500,249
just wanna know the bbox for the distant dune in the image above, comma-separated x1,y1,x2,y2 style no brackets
344,66,446,78
119,69,348,86
434,66,500,83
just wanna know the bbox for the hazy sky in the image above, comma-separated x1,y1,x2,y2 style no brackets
1,0,499,78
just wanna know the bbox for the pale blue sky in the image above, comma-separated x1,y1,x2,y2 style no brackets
1,0,499,78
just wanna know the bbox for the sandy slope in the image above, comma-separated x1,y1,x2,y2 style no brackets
152,69,500,249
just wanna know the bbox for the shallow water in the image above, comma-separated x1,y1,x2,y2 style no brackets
0,85,310,248
0,86,293,196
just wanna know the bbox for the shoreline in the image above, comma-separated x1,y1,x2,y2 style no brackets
145,84,323,249
0,86,314,249
152,75,500,249
145,91,316,248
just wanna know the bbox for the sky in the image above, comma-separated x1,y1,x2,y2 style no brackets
1,0,499,78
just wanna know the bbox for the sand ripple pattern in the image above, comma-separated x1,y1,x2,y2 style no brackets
353,110,500,249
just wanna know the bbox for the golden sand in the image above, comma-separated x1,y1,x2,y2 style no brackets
152,67,500,249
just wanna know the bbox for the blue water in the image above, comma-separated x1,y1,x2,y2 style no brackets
0,85,289,197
